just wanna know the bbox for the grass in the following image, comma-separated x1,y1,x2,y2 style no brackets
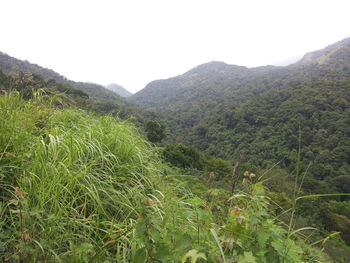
0,91,332,262
0,92,161,261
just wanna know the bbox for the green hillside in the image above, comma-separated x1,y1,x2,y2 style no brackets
129,37,350,191
0,51,125,102
106,83,132,97
0,72,335,262
1,37,350,262
0,92,336,262
0,52,158,126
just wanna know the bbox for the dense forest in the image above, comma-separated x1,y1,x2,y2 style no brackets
0,37,350,262
130,37,350,205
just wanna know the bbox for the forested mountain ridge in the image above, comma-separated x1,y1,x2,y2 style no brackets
106,83,132,97
0,51,124,102
130,37,350,111
297,37,350,66
129,37,350,196
0,51,152,121
129,61,257,109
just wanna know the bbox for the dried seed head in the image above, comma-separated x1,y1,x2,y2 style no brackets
249,173,256,178
15,187,24,200
231,207,246,223
231,206,241,216
209,172,216,179
242,178,251,185
145,199,158,206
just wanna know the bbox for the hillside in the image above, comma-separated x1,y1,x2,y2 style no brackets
1,38,350,261
129,37,350,178
130,37,350,110
0,51,124,102
1,88,336,262
106,83,132,97
0,51,154,122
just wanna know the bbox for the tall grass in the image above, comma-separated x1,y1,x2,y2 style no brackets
0,92,162,261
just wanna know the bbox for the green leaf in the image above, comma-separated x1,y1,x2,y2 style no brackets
257,231,270,248
174,233,192,252
271,240,284,256
134,248,147,263
154,244,170,260
135,221,146,238
238,251,257,263
210,228,226,263
188,197,206,207
181,249,207,263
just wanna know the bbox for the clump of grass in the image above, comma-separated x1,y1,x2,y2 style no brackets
0,92,161,261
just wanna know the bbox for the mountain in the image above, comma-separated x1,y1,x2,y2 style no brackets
129,37,350,188
297,37,350,66
0,51,123,102
106,83,132,97
130,37,350,111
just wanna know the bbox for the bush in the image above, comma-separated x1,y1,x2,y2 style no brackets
163,144,204,169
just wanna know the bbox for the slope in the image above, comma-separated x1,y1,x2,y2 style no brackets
106,83,132,97
0,51,123,102
0,91,331,262
129,37,350,187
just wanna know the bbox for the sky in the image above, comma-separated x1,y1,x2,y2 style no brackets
1,0,350,93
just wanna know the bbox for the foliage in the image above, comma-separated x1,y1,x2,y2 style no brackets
145,120,166,143
106,83,132,97
0,92,330,262
129,38,350,185
205,157,232,180
129,38,350,256
163,144,204,169
2,37,350,261
0,51,124,102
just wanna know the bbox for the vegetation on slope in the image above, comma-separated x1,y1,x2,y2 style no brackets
129,39,350,176
106,83,132,98
1,37,350,262
0,51,127,103
0,90,332,262
0,67,161,137
128,37,350,259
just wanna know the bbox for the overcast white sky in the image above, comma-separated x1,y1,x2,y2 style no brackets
1,0,350,93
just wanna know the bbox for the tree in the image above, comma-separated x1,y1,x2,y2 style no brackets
163,144,203,169
145,120,166,143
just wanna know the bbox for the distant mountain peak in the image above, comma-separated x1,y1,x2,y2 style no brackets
106,83,132,97
297,36,350,65
186,61,247,75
